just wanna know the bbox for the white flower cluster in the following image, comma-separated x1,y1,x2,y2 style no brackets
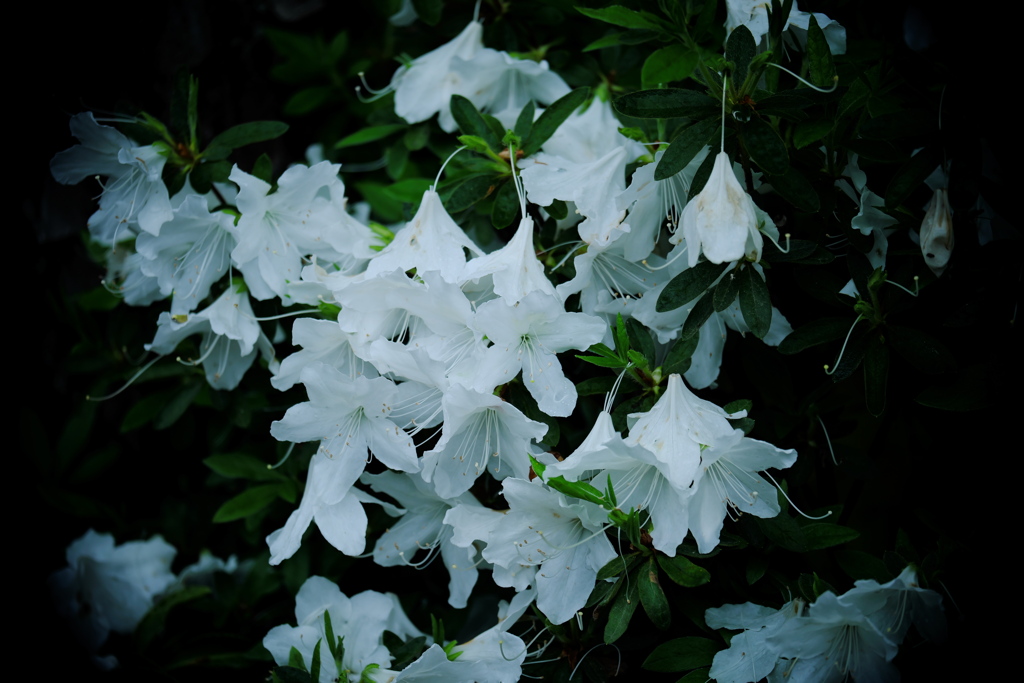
705,567,945,683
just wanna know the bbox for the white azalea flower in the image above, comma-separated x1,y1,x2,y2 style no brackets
672,151,763,267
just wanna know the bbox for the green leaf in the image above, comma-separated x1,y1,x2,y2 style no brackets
205,121,289,160
514,100,535,140
357,178,432,222
450,95,501,150
576,5,662,30
273,667,312,683
308,640,322,683
120,393,170,433
190,160,232,194
741,117,788,175
656,118,720,181
805,15,836,88
136,586,211,650
836,549,892,583
656,554,710,587
577,376,617,396
288,647,305,670
726,25,756,84
662,334,698,376
583,31,634,52
604,575,640,644
335,124,407,149
204,452,284,481
887,325,956,374
680,290,715,341
152,379,203,430
523,87,590,156
546,198,568,220
597,553,641,580
412,0,442,25
576,354,628,369
253,153,274,184
778,317,851,354
885,147,941,209
626,318,656,367
677,669,713,683
864,336,889,417
793,119,834,149
802,523,860,550
614,88,718,120
712,268,741,311
746,555,768,585
916,364,988,411
658,260,728,312
639,559,671,629
769,166,819,212
284,86,337,115
642,637,719,672
213,484,281,523
737,266,772,339
838,77,871,119
491,178,520,228
642,44,698,87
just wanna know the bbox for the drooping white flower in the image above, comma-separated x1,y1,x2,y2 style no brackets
725,0,846,54
672,151,763,267
920,188,953,276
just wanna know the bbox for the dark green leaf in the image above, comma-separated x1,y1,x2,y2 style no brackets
523,87,590,156
805,15,836,88
576,5,662,30
213,484,281,523
802,523,860,550
335,124,407,149
288,647,305,670
864,336,889,417
547,199,568,220
761,238,818,263
746,555,768,585
887,325,956,374
412,0,442,25
639,559,671,629
204,452,284,481
309,640,321,683
642,637,719,672
769,166,819,212
726,25,756,84
514,100,535,140
136,586,211,650
120,392,170,433
442,174,497,214
738,266,772,339
577,354,627,369
656,554,710,587
742,117,788,175
756,513,806,551
604,575,639,644
404,125,430,151
597,553,641,580
885,147,941,209
491,179,520,228
778,317,851,354
577,376,617,396
284,86,337,115
680,290,715,341
793,119,833,149
846,139,906,163
662,335,699,376
386,634,427,670
656,118,721,181
190,160,232,194
614,88,718,120
253,153,274,184
450,95,501,150
642,44,698,87
154,379,203,430
626,318,656,367
828,323,870,382
657,260,728,312
836,550,892,583
860,110,938,141
915,364,988,411
713,267,741,311
205,121,289,160
687,150,718,198
273,667,312,683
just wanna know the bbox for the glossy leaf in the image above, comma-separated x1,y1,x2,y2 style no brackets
726,25,756,84
642,637,718,672
576,5,663,30
450,95,501,150
523,87,589,156
639,559,671,629
806,15,836,88
657,260,728,312
491,179,520,228
614,88,718,119
642,44,698,87
604,574,639,644
335,124,406,149
212,484,281,523
680,290,716,341
656,118,720,181
769,166,819,212
737,266,772,339
656,554,710,587
778,317,851,354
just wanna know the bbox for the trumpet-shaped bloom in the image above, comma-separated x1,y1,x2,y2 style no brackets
920,188,953,276
673,151,763,267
